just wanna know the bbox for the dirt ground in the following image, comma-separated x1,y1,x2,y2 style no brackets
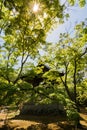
0,108,87,130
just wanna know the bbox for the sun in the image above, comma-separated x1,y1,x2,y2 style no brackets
33,3,39,13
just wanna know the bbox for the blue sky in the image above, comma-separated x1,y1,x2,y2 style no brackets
46,4,87,43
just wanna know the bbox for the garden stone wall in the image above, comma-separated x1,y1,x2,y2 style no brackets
20,103,65,116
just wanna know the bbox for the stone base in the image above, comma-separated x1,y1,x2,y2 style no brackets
20,103,65,116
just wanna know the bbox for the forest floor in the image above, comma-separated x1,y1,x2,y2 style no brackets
0,108,87,130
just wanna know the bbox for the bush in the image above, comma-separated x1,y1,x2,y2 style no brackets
65,99,80,125
77,93,87,106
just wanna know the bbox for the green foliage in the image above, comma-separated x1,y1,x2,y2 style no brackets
68,0,86,7
78,93,87,106
0,82,16,105
0,0,65,87
41,20,87,111
0,79,33,106
0,0,86,108
0,0,64,53
65,99,79,124
76,79,87,106
79,0,86,7
68,0,75,6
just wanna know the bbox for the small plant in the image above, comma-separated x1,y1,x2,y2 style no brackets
66,99,80,129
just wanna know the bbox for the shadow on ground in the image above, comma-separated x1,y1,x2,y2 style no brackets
0,108,87,130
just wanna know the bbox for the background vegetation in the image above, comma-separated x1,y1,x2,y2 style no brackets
0,0,87,127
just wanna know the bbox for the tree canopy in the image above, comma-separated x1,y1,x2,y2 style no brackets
0,0,65,84
0,0,87,126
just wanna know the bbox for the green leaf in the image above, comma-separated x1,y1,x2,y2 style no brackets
79,0,86,7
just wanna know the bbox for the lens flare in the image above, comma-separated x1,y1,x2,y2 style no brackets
33,3,39,12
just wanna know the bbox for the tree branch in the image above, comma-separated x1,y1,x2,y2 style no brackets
73,58,77,103
14,52,29,84
59,62,73,101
